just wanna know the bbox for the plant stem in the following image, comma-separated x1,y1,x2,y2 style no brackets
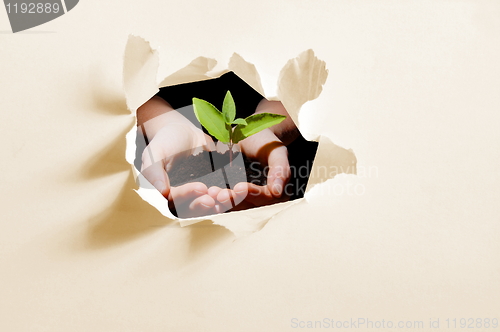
229,142,233,166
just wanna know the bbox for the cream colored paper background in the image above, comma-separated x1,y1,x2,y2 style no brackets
1,1,499,331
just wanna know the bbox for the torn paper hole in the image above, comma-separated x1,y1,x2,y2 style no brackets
124,35,357,237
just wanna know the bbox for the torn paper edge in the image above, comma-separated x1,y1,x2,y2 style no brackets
123,35,357,237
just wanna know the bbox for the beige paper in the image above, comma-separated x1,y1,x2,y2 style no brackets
159,56,218,88
123,35,160,114
2,2,500,329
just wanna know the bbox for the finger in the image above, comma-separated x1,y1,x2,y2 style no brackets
235,182,275,207
214,203,224,215
168,182,208,206
232,182,249,205
216,189,235,212
173,194,216,218
188,195,216,216
266,145,291,198
141,159,170,197
213,184,252,211
216,186,249,211
208,186,222,199
226,183,251,210
141,138,174,197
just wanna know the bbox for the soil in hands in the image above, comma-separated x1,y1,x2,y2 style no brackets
168,150,267,189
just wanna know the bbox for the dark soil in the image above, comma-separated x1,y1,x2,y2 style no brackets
168,150,267,189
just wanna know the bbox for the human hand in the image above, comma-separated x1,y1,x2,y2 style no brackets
141,124,221,217
208,127,291,212
138,97,296,216
208,99,296,212
138,97,218,218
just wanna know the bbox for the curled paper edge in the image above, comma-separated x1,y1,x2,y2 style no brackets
123,35,357,237
123,35,160,115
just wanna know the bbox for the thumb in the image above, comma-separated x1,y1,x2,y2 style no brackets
267,145,290,198
141,145,171,198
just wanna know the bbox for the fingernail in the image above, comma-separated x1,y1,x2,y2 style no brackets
154,181,166,194
273,179,283,196
219,192,230,203
235,187,246,194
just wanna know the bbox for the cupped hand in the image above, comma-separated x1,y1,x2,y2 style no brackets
238,127,291,197
209,127,292,211
140,123,220,218
138,97,295,216
138,96,220,218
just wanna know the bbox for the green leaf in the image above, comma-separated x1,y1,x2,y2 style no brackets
222,90,236,124
232,113,286,143
232,118,247,125
192,98,230,143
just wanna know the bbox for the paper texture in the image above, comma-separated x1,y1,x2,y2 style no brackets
123,35,160,114
124,35,356,236
2,1,500,330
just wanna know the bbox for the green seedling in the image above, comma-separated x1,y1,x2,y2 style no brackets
193,90,286,165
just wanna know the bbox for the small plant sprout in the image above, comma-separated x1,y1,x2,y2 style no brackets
193,91,286,166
